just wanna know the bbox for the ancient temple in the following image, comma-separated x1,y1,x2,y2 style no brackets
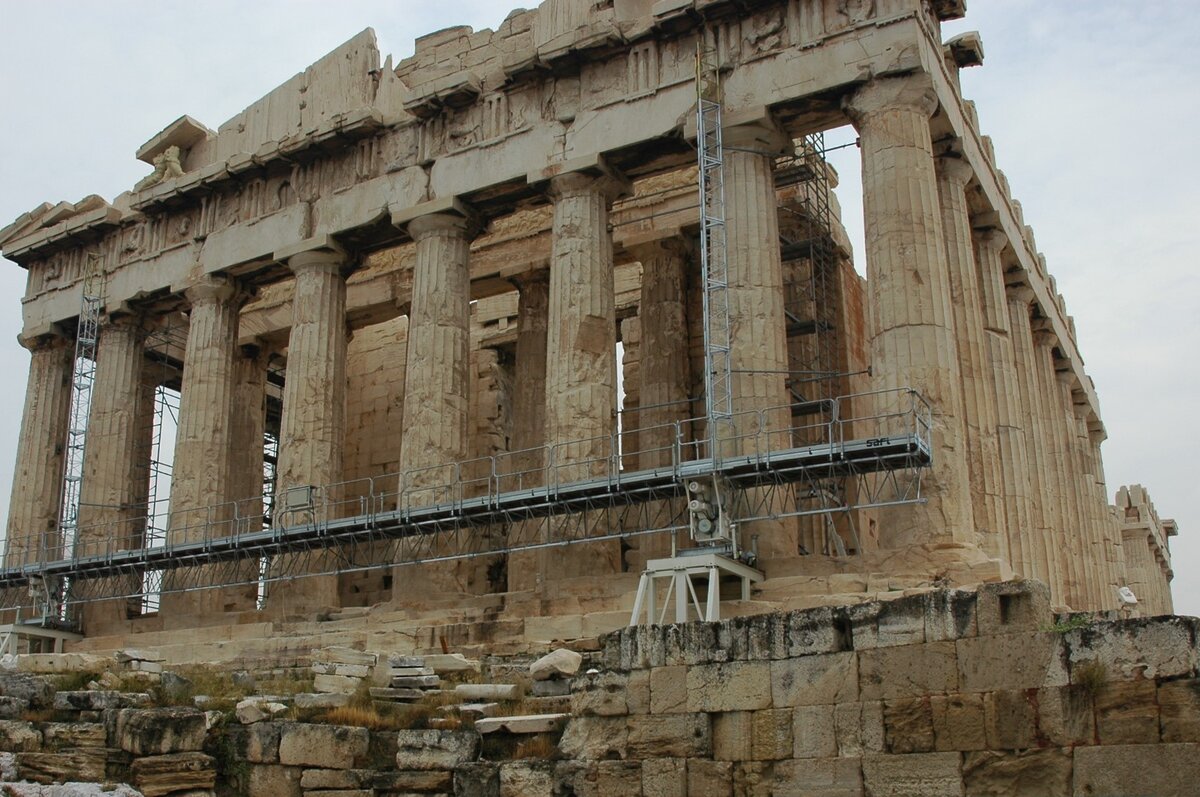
0,0,1178,653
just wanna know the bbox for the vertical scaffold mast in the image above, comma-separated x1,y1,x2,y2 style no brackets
696,35,732,464
48,252,106,621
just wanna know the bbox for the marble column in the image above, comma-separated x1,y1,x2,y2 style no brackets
162,275,249,620
394,211,475,599
507,272,549,593
1089,425,1124,609
1069,396,1108,609
632,239,692,470
973,229,1034,578
545,170,624,482
619,315,641,471
936,155,1004,561
1007,291,1063,601
76,316,152,632
269,243,348,615
844,76,973,548
4,335,73,569
227,343,270,606
544,168,625,578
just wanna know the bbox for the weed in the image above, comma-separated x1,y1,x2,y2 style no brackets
319,704,405,731
52,671,102,692
1044,614,1092,634
512,733,559,760
1073,659,1108,697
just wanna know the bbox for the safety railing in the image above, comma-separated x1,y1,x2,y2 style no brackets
4,387,931,575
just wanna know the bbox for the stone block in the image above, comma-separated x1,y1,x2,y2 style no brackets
1094,678,1159,744
833,701,885,757
456,683,523,701
713,712,753,761
924,589,978,642
559,716,627,760
1065,616,1198,681
293,692,351,709
930,693,986,752
861,752,963,796
627,712,711,758
17,749,106,784
0,673,53,707
771,652,858,707
313,673,362,694
650,665,687,714
859,642,959,700
395,728,479,770
530,648,583,680
279,724,369,768
641,756,686,797
53,690,122,712
1159,678,1200,742
884,697,935,753
247,764,303,797
572,671,631,716
975,580,1051,636
15,653,116,674
687,660,772,712
41,721,105,750
476,712,569,735
961,749,1071,796
748,612,788,659
686,759,732,797
242,721,282,763
852,594,927,650
752,708,794,760
424,653,481,673
314,647,377,667
772,758,863,796
628,668,651,714
1074,743,1200,796
955,631,1068,693
531,678,571,697
454,762,500,797
370,769,454,791
0,720,41,752
130,752,216,797
787,606,852,657
500,761,554,796
0,696,28,719
301,769,362,789
111,706,208,754
683,621,720,665
792,704,835,759
981,690,1037,750
1035,686,1094,746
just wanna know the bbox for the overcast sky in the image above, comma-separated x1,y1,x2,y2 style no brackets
0,1,1195,615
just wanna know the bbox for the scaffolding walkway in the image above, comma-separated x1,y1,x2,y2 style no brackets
0,389,931,610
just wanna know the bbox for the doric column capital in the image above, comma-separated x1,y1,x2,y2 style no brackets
1006,284,1036,307
407,211,477,242
548,170,630,204
935,155,974,188
624,235,693,264
276,235,348,276
974,228,1009,255
843,75,939,127
722,114,790,155
18,331,73,353
392,196,481,240
513,269,550,293
184,273,246,308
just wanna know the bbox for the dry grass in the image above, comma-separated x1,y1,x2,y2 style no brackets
20,708,56,723
512,734,559,760
1074,659,1108,697
319,704,406,731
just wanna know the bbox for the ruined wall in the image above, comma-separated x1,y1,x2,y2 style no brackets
0,581,1197,795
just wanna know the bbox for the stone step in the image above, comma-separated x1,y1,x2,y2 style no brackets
474,713,570,735
454,683,523,701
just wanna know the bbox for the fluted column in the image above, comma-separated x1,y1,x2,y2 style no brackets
844,76,973,548
632,239,692,469
973,229,1034,578
544,168,625,578
1089,426,1124,608
507,272,549,593
4,335,73,569
1007,291,1062,601
162,275,248,621
75,317,152,632
268,243,348,615
1068,396,1109,609
545,170,624,481
724,122,793,451
393,210,476,599
937,156,1004,561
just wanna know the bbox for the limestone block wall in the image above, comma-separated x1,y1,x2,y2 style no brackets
0,581,1197,795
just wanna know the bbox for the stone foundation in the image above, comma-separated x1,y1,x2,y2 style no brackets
0,581,1196,795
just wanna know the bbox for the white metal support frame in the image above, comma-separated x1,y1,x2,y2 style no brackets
629,552,764,625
